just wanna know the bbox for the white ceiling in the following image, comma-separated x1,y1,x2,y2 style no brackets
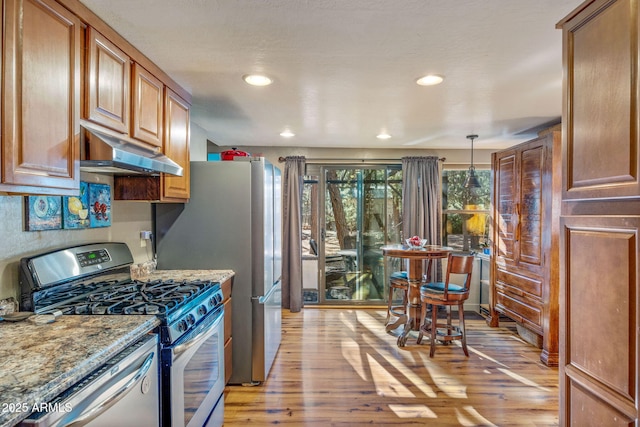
79,0,579,151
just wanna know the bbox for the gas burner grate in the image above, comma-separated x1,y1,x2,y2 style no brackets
35,278,218,319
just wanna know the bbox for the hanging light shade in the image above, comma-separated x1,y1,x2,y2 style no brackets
463,134,481,189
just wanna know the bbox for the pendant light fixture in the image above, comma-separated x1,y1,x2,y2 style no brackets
463,134,481,189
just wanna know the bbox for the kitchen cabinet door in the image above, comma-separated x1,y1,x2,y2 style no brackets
558,0,640,424
132,63,163,148
221,277,233,384
113,88,190,202
85,27,130,134
1,0,81,194
162,88,190,201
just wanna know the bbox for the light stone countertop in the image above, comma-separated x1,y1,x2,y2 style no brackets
134,269,235,284
0,315,160,427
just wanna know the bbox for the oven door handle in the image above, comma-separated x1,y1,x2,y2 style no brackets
61,352,155,427
173,311,223,357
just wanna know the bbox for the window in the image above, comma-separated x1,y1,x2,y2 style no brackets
442,169,490,251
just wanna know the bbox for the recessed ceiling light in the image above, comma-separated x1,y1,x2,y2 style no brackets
376,132,391,140
416,74,445,86
280,130,295,138
243,74,273,86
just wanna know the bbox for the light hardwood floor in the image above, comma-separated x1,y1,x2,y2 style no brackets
223,308,559,426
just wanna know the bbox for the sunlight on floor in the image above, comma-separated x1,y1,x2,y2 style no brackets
419,354,468,399
456,406,498,427
361,333,438,398
339,310,358,333
367,353,415,398
340,338,368,381
388,404,437,418
467,345,510,368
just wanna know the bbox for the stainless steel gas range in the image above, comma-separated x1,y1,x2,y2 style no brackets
19,242,225,427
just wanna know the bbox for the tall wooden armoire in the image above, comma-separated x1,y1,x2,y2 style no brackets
488,129,561,367
557,0,640,425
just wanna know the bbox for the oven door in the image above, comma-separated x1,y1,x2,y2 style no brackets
164,308,225,427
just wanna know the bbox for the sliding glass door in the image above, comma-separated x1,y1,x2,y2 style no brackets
317,165,402,304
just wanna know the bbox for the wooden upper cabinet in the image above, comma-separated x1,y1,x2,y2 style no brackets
162,89,190,201
86,27,130,134
132,63,164,148
561,0,640,200
112,88,191,202
113,89,190,202
1,0,81,194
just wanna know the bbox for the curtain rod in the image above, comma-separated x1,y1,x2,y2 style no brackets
277,156,446,163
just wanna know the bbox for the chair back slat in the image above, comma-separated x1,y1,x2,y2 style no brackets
441,253,474,298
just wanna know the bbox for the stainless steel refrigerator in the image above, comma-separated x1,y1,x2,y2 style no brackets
154,158,282,385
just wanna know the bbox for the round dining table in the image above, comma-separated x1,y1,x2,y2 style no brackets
381,244,454,347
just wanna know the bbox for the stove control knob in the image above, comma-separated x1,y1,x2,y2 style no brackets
186,314,196,326
209,297,217,307
198,305,207,316
177,320,188,333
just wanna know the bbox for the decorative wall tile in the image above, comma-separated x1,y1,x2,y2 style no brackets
24,196,62,231
89,183,111,228
62,181,90,229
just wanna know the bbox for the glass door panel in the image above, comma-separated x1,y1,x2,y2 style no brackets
320,166,402,304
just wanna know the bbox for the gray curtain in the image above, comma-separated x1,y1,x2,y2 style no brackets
282,156,306,312
401,156,442,279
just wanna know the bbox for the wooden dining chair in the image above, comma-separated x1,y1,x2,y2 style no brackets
386,270,409,324
385,260,433,324
417,253,475,357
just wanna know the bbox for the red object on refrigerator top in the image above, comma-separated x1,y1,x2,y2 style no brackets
221,148,250,160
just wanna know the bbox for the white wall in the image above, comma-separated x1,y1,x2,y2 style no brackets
190,122,208,161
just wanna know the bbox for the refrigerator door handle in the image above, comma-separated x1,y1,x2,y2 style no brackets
254,280,281,304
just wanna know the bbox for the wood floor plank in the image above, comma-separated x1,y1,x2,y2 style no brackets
223,308,559,426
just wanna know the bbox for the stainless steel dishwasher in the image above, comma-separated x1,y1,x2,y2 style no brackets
19,333,160,427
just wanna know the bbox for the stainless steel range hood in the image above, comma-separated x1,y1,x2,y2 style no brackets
80,122,183,176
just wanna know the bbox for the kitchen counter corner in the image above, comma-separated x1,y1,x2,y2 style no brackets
0,315,159,427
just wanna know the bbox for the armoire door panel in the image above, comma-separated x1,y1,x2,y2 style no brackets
563,218,638,402
496,153,517,261
564,0,639,200
519,146,544,267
